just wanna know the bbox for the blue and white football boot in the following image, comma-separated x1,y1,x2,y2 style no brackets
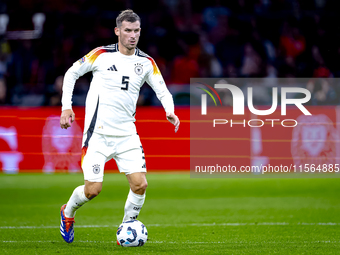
60,204,75,243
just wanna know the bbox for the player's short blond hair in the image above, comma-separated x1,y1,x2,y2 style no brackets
116,9,141,27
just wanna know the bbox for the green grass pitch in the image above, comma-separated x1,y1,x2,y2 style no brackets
1,173,340,254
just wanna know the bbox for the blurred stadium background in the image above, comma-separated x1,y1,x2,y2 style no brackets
0,0,340,173
1,0,340,106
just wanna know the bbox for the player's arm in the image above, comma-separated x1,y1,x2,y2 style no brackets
145,60,180,133
60,49,98,129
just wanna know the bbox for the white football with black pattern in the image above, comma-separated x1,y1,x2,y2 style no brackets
116,220,148,247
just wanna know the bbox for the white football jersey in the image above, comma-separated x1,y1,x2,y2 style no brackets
62,43,174,137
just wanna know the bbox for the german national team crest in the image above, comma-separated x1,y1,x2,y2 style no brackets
92,164,100,174
135,63,143,75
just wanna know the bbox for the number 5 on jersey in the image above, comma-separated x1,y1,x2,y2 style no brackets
122,76,129,90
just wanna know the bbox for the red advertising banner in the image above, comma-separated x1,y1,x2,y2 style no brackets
190,106,340,176
1,106,339,175
0,107,190,173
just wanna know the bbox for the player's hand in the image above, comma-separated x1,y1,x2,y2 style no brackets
60,109,75,129
166,112,180,133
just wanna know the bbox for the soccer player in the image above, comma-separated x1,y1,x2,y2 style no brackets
59,9,180,243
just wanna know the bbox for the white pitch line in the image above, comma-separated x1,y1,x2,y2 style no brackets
1,222,340,230
0,225,115,229
1,240,340,244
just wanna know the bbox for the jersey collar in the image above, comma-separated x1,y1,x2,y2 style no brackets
116,43,138,56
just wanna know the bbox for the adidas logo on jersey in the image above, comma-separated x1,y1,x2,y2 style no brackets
107,65,117,71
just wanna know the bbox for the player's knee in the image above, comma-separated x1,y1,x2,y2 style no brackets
140,180,148,193
131,180,148,195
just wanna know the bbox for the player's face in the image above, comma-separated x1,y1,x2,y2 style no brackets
115,21,141,51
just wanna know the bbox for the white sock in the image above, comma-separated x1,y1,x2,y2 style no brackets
64,185,89,218
122,189,145,222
